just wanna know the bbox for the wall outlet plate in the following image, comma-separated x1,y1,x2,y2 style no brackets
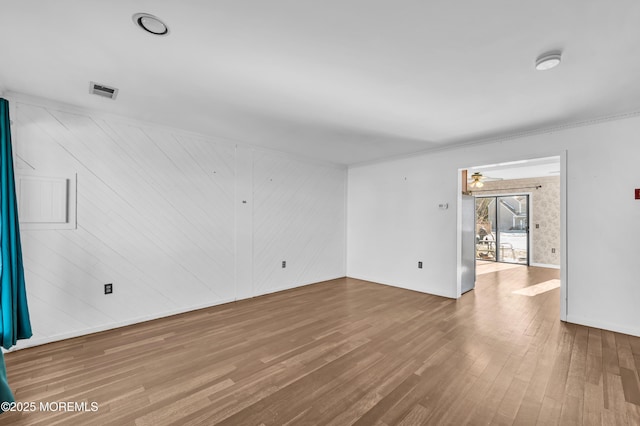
282,261,286,268
104,283,113,294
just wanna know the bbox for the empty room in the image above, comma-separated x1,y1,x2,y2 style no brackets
1,1,640,425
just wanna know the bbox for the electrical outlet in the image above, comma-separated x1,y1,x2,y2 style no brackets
551,248,556,254
535,224,540,229
104,283,113,294
418,261,423,269
282,261,286,268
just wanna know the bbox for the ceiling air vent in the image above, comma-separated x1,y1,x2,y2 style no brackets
89,82,119,100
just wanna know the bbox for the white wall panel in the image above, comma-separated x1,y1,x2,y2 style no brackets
252,150,346,295
234,146,254,300
9,95,346,349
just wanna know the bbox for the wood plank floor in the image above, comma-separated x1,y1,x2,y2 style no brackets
3,264,640,425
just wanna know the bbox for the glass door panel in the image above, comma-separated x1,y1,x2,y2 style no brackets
496,195,528,264
475,197,496,261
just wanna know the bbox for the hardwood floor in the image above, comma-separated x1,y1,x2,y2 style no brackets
3,264,640,425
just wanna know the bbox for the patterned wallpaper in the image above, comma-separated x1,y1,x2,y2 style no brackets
470,176,560,266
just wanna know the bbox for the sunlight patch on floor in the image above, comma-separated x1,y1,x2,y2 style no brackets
476,261,524,275
512,279,560,296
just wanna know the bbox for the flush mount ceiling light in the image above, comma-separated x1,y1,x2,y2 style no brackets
535,51,562,71
132,13,169,36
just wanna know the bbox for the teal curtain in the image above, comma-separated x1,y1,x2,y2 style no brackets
0,98,32,349
0,352,13,407
0,98,32,407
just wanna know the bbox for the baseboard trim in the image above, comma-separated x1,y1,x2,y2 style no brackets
530,262,560,269
251,275,346,298
346,274,457,299
5,297,236,352
566,314,640,338
7,275,347,352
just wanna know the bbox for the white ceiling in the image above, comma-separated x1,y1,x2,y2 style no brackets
470,156,560,181
1,1,639,165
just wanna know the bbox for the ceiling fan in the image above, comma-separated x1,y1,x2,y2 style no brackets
468,172,501,188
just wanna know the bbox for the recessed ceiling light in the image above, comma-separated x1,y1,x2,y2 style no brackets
535,51,562,71
132,13,169,36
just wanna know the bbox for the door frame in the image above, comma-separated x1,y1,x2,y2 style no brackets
456,151,567,321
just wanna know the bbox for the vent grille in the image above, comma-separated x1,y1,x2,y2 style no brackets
89,82,118,100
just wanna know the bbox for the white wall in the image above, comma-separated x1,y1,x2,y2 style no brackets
8,94,346,349
348,153,460,298
252,149,347,296
348,116,640,337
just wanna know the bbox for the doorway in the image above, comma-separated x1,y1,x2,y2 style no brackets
475,194,529,265
456,153,566,321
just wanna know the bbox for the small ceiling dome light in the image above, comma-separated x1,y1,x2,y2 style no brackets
133,13,169,36
535,51,562,71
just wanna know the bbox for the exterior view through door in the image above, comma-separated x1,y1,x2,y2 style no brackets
476,195,529,264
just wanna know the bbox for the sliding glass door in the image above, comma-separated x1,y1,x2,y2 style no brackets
475,195,529,265
496,195,528,264
475,198,496,261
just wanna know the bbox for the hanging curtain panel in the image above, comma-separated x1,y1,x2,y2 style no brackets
0,98,32,351
0,351,13,406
